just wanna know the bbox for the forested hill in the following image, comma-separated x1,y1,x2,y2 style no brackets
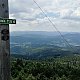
11,55,80,80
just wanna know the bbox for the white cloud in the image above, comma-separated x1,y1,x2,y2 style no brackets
9,0,80,32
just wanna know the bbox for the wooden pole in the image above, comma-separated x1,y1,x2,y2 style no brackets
0,0,10,80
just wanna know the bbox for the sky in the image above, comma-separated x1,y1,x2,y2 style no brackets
9,0,80,32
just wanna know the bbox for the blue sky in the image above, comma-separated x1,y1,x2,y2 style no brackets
9,0,80,32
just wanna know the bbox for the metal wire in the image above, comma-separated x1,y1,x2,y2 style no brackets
32,0,78,53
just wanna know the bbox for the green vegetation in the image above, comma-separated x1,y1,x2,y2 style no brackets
11,55,80,80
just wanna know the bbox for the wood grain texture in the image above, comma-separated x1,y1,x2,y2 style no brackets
0,0,10,80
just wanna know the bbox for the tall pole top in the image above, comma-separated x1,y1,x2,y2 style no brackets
0,0,9,18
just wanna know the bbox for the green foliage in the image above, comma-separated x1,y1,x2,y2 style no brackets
11,55,80,80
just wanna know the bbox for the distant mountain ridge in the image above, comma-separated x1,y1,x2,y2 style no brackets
10,31,72,36
10,31,80,45
10,31,80,59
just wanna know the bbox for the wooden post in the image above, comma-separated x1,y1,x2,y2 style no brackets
0,0,10,80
